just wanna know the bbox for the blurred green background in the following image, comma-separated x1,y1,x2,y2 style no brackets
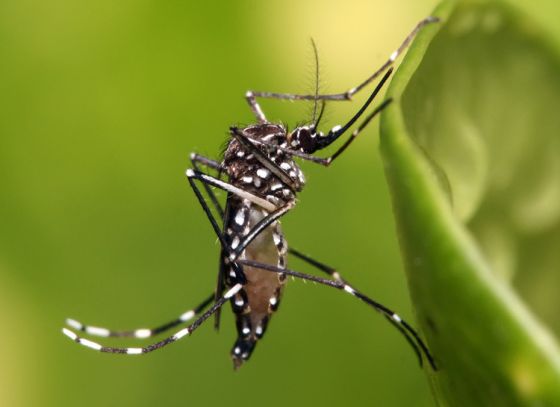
0,1,558,406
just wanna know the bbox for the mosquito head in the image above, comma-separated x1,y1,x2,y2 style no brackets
288,67,394,156
288,125,324,154
288,122,342,154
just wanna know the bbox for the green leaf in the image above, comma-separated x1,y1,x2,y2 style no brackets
379,0,560,405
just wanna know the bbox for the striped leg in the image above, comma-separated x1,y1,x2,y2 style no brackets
288,247,346,283
186,169,276,212
287,248,424,366
62,285,242,354
235,259,437,370
65,293,214,339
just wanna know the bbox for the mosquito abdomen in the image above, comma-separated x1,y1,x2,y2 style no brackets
225,198,287,368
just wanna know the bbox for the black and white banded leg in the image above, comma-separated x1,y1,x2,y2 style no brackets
288,248,346,284
288,248,428,366
235,259,437,370
187,169,277,213
65,293,214,339
245,16,438,122
62,284,243,354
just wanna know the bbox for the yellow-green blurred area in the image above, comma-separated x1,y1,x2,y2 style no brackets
0,1,558,406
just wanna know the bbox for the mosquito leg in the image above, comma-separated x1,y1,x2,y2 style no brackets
245,91,268,123
288,248,345,283
190,153,223,172
62,284,243,355
304,67,393,152
190,153,225,218
245,17,438,105
381,315,424,366
214,247,227,331
187,170,232,252
63,164,228,345
186,169,277,212
288,247,422,365
340,16,438,99
187,169,249,282
65,293,214,339
322,98,392,165
235,259,437,370
238,137,331,166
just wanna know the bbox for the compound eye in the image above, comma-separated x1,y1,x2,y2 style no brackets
297,128,316,153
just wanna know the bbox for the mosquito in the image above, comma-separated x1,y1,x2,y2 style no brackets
63,17,438,370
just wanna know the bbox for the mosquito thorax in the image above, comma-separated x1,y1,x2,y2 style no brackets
224,123,306,199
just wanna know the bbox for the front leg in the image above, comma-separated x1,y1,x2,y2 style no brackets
244,17,438,111
245,91,268,123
